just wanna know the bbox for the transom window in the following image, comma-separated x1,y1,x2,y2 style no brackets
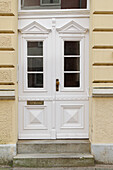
21,0,87,9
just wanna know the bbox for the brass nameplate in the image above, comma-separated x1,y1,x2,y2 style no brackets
27,101,44,105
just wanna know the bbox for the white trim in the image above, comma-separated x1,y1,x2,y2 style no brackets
0,90,15,97
19,96,54,101
57,133,89,138
19,134,51,139
93,88,113,96
19,95,89,101
18,10,90,19
87,0,90,10
91,144,113,164
0,90,15,99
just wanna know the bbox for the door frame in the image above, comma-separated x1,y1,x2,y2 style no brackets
18,16,89,139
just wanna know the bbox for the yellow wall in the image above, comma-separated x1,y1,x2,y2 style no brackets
90,0,113,143
0,0,18,144
0,0,113,145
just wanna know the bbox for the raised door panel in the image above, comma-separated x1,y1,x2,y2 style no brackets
18,101,52,139
56,101,89,138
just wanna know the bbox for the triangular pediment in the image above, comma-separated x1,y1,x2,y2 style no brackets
20,21,51,34
57,20,87,34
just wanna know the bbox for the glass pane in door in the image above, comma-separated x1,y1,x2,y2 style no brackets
64,41,80,55
28,58,43,71
27,41,44,89
28,73,43,88
27,41,43,56
64,73,80,87
64,57,80,71
64,40,80,88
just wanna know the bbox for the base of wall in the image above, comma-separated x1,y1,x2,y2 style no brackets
91,144,113,164
0,144,16,165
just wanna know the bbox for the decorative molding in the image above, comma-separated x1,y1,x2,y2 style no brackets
0,90,15,100
93,87,113,97
0,1,11,13
56,96,88,101
19,96,88,101
19,96,54,101
57,20,87,34
0,36,12,47
18,9,90,19
52,18,56,28
0,68,14,83
19,21,51,34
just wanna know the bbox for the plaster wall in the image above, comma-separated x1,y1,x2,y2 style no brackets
0,0,113,164
0,0,18,145
0,0,113,145
90,0,113,144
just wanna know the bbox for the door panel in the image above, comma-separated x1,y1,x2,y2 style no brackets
19,101,52,139
56,101,89,138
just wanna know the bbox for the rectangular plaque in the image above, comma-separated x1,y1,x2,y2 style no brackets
27,101,44,105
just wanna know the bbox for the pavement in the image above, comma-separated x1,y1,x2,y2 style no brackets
1,165,113,170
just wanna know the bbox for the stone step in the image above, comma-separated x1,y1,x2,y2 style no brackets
17,140,90,154
13,153,94,168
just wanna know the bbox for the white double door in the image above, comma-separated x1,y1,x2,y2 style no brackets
18,19,89,139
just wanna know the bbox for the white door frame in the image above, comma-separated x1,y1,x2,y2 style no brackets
18,11,89,139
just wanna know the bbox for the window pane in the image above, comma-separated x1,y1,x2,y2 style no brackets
42,0,59,4
27,42,43,56
64,41,80,55
61,0,87,9
24,0,40,6
28,58,43,72
28,73,43,88
21,0,87,9
64,73,80,87
64,57,80,71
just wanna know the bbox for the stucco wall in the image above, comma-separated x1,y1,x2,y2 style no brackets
0,0,113,146
90,0,113,144
0,0,18,144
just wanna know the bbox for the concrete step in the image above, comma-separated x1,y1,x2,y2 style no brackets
13,153,94,168
17,140,90,154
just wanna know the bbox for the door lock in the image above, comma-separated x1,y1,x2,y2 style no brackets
56,79,59,91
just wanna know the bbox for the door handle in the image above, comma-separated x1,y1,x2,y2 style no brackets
56,79,59,91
